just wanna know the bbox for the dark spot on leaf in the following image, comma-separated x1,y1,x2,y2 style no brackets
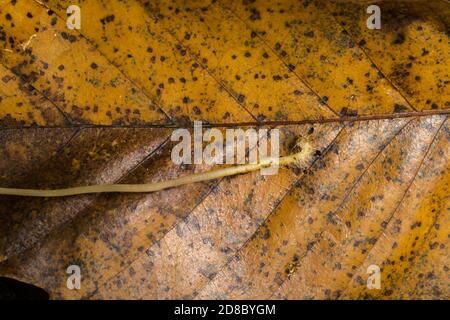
393,104,408,113
393,33,405,45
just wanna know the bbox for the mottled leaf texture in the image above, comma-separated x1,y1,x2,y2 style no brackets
1,0,449,125
0,0,449,300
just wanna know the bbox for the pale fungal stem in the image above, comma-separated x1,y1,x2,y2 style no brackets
0,142,312,198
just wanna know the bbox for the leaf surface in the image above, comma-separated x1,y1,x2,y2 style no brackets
0,115,448,299
0,0,448,125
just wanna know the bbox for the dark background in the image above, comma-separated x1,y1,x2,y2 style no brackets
0,277,49,300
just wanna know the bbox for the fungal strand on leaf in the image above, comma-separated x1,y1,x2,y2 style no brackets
0,140,313,198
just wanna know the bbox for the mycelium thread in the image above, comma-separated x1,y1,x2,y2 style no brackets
0,140,312,198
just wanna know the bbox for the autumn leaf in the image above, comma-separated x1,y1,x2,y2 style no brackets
0,0,449,300
1,0,448,125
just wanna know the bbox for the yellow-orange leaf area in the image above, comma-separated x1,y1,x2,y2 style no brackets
0,0,448,126
0,114,449,299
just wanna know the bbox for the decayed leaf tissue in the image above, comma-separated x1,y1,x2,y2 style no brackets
0,0,448,300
